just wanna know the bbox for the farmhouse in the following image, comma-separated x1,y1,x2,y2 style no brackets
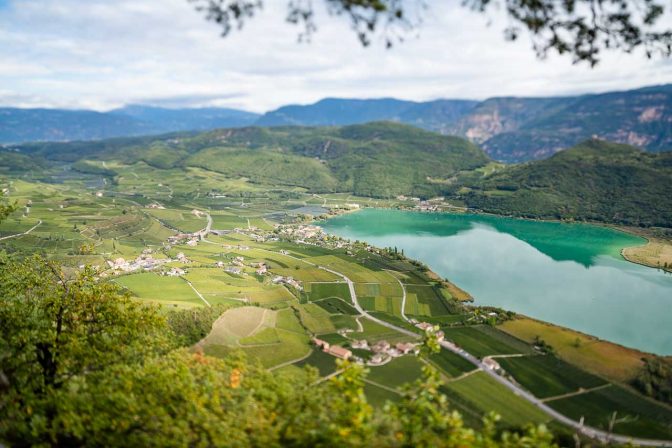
272,275,303,290
313,338,330,351
328,346,352,360
369,353,388,365
395,342,419,355
415,322,434,331
225,267,242,275
371,341,390,353
483,358,501,371
166,267,185,277
351,340,369,349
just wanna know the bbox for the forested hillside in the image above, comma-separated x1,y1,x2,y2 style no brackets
462,140,672,227
8,122,489,198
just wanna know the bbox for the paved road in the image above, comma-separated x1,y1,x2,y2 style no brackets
258,247,672,446
0,219,42,241
198,212,213,238
316,258,672,447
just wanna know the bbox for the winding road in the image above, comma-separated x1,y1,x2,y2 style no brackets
315,257,671,447
256,246,671,446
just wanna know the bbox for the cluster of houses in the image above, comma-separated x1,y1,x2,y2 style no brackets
222,244,250,251
106,249,171,273
272,275,303,291
252,262,268,275
366,340,420,365
414,321,446,341
166,267,186,277
415,201,439,212
396,195,422,202
278,224,324,242
167,232,201,247
312,337,419,366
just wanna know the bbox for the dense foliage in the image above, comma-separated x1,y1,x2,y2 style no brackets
463,140,672,227
633,358,672,405
0,255,562,447
166,303,238,346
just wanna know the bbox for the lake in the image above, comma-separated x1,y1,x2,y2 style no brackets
322,209,672,355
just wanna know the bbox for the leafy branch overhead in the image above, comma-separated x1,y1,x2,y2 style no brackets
189,0,672,65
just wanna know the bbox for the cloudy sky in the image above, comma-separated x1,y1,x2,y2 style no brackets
0,0,671,113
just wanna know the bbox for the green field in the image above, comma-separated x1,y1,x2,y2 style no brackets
498,355,607,399
444,372,551,428
405,284,451,316
548,385,672,439
367,356,425,390
351,318,414,344
313,297,359,315
116,273,201,306
442,326,533,358
427,349,477,378
294,349,338,376
363,382,401,408
308,282,350,301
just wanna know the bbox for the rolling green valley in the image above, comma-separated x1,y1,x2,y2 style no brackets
2,2,672,445
2,118,672,447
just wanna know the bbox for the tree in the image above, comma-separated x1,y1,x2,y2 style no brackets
0,189,16,224
189,0,672,65
0,255,171,445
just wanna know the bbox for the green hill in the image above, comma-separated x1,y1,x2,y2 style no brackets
9,122,489,197
462,140,672,227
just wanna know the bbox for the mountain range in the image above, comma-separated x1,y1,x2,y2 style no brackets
0,84,670,162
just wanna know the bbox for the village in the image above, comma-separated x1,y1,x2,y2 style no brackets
312,336,421,366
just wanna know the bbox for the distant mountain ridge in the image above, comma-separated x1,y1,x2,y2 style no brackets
256,85,672,162
0,106,260,144
255,97,479,129
0,84,670,162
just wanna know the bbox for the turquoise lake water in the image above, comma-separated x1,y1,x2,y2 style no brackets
322,209,672,355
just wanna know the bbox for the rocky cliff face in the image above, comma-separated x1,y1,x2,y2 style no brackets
456,86,672,162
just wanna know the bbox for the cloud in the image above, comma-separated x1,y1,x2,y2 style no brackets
0,0,670,112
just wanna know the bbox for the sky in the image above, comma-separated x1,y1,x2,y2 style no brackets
0,0,671,113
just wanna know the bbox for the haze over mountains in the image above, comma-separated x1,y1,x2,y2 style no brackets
1,84,670,162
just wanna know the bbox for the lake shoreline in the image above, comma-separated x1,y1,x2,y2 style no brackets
338,204,672,273
321,207,672,356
